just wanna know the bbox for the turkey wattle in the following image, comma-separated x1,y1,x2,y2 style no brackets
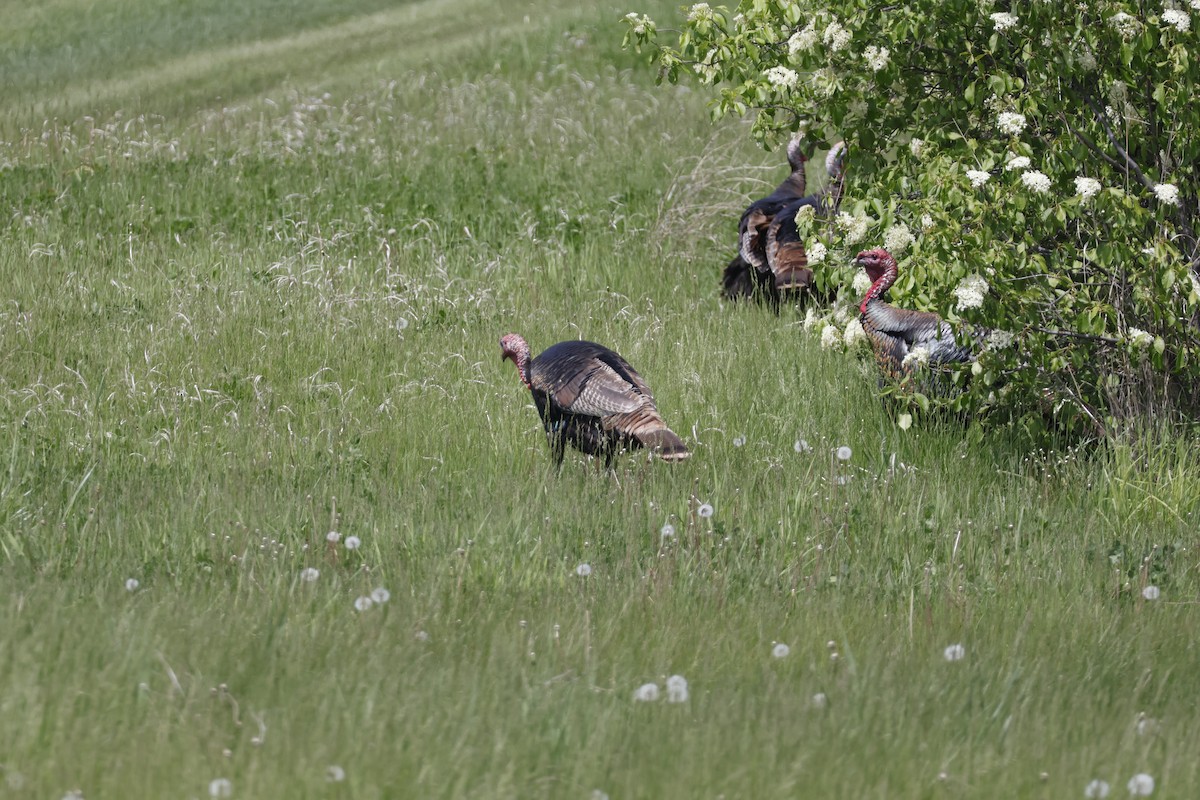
499,334,690,467
855,248,975,380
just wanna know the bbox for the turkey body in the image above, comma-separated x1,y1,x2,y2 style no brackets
500,335,690,467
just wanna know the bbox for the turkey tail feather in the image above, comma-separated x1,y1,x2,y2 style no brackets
636,426,691,461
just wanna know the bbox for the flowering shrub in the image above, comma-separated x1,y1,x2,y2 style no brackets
625,1,1200,434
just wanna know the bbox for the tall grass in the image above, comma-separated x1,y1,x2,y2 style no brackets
0,0,1198,797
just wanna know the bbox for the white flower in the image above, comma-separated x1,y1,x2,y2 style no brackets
666,674,689,703
807,240,827,265
1126,773,1155,796
920,213,934,231
820,324,842,349
1084,779,1110,798
1021,170,1052,194
698,503,714,518
835,445,852,461
909,137,926,158
633,682,660,702
902,345,931,369
354,596,373,612
414,630,430,642
954,274,990,310
986,330,1015,350
1127,327,1154,348
1162,8,1190,31
997,111,1027,136
326,766,346,783
660,523,676,539
898,413,913,430
864,44,890,71
943,643,966,661
209,778,233,798
772,643,791,658
1075,176,1102,199
1189,270,1200,299
344,535,361,550
1153,183,1180,206
990,11,1019,31
852,269,873,295
823,20,852,51
125,578,140,592
687,3,713,22
811,692,828,708
1110,12,1142,39
966,169,992,188
300,567,320,583
575,563,593,577
1193,0,1200,10
794,439,812,454
326,531,341,543
1005,155,1031,171
843,319,866,347
836,211,871,243
693,49,719,83
765,66,799,89
803,307,819,331
883,223,914,254
733,435,745,447
788,23,818,55
1078,49,1098,70
370,587,391,603
1141,584,1160,600
794,203,817,224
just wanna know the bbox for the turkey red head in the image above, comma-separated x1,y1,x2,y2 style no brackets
499,333,532,387
854,248,899,313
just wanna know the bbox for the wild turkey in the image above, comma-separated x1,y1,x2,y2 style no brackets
723,141,847,305
855,248,975,380
499,334,690,467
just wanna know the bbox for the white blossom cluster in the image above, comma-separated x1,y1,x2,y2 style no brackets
909,137,925,158
920,213,935,231
990,11,1019,31
694,49,719,83
1190,269,1200,299
997,111,1027,136
1154,182,1180,205
985,330,1015,350
820,324,842,349
1162,7,1191,32
793,203,816,225
852,269,873,295
788,22,818,55
687,3,714,22
823,19,852,51
1127,327,1154,348
1109,11,1142,39
1005,155,1031,171
954,273,990,310
1075,176,1102,199
863,44,890,71
765,66,799,89
843,319,867,348
966,169,991,188
1021,170,1051,194
901,345,930,369
623,12,654,35
883,223,914,254
836,212,871,244
1077,48,1098,71
807,240,827,265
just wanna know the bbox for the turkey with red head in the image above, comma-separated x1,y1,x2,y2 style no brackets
855,248,975,380
500,334,690,468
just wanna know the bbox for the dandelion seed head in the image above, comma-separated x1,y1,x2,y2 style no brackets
209,778,233,798
326,766,346,783
125,578,140,592
1084,779,1110,798
772,642,791,658
698,503,714,519
370,587,391,603
943,643,966,661
300,567,320,582
665,674,689,703
354,596,373,612
633,682,660,702
811,692,828,708
326,531,341,543
1141,584,1160,600
794,438,812,453
575,563,593,577
660,523,676,539
733,435,746,447
1126,773,1155,796
344,535,361,550
836,445,852,461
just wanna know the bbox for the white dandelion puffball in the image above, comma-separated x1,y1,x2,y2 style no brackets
954,274,990,311
864,44,890,71
772,643,791,658
991,11,1019,31
788,23,818,55
326,765,346,783
698,503,714,519
354,596,373,612
370,587,391,603
807,240,828,265
633,682,660,702
344,535,361,550
575,563,593,577
125,578,140,592
852,269,873,295
820,324,842,350
1076,176,1102,199
209,778,233,798
966,169,991,188
909,137,925,158
660,523,676,539
1084,779,1110,798
836,445,853,461
883,223,914,254
765,66,799,90
300,567,320,583
997,111,1027,136
1153,183,1180,206
733,435,745,447
396,316,409,331
898,413,913,431
666,674,689,703
326,531,341,543
811,692,828,708
1005,155,1031,171
843,319,866,348
823,20,852,51
1141,585,1160,600
943,643,966,661
1126,773,1155,796
794,438,812,454
1021,170,1052,194
1163,8,1191,31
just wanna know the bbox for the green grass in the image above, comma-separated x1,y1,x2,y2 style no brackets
1,0,1199,797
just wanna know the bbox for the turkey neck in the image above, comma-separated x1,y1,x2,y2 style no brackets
859,259,897,315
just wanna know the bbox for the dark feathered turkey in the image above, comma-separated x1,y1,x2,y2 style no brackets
855,248,976,381
723,141,847,306
500,334,690,467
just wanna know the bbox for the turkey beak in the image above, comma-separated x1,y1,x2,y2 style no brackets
500,349,512,364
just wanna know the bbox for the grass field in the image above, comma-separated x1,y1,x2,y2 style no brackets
2,0,1199,797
